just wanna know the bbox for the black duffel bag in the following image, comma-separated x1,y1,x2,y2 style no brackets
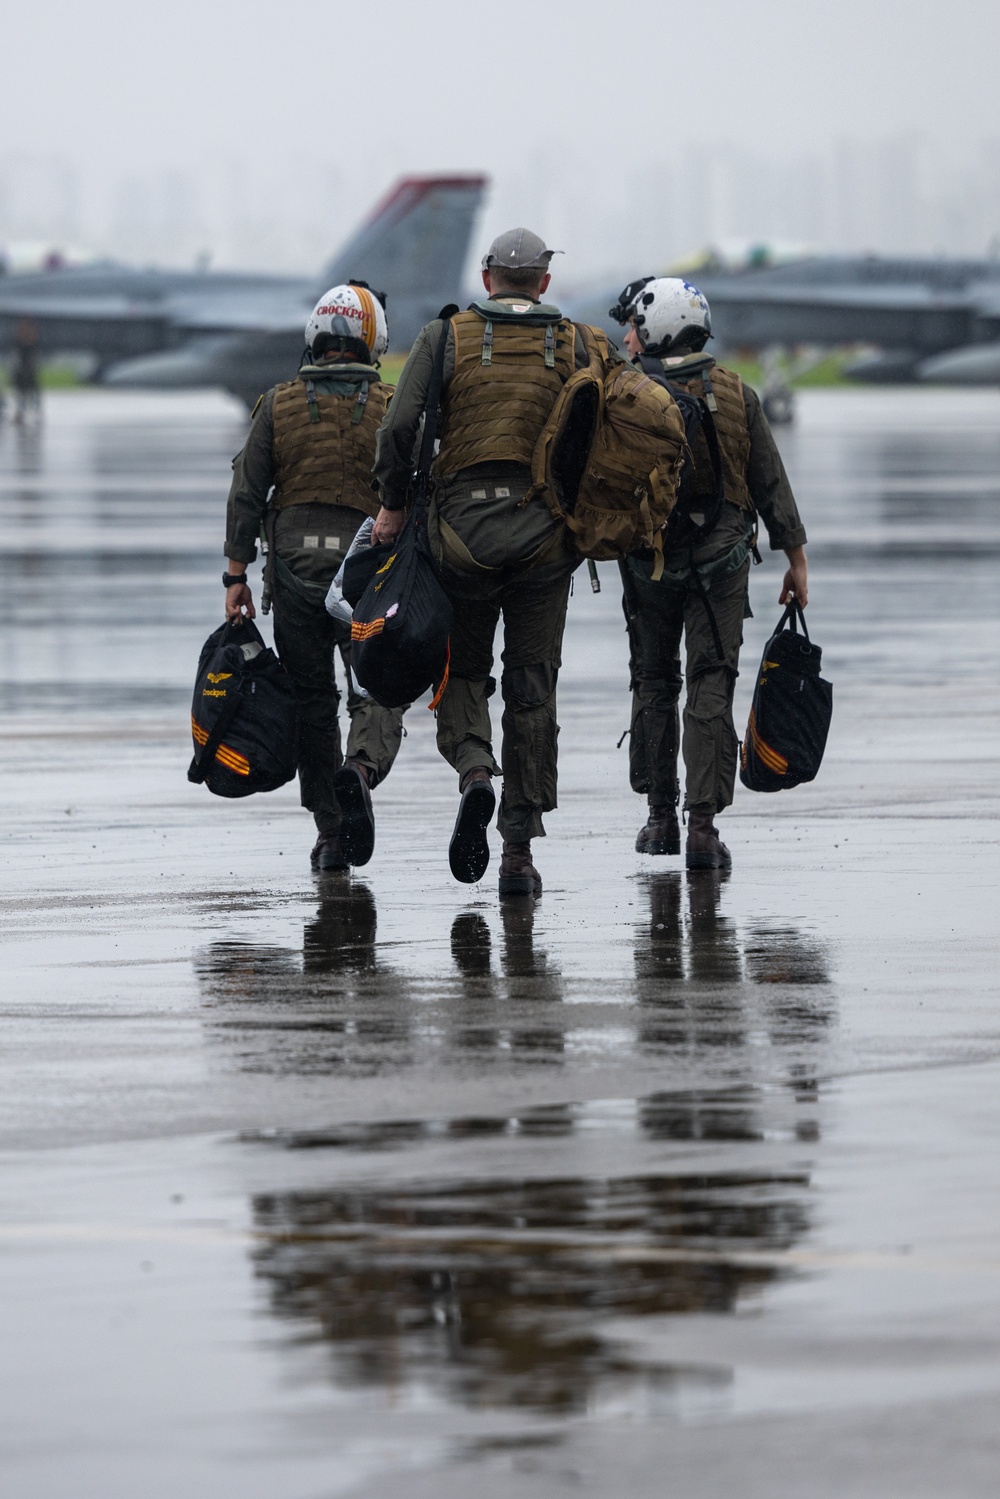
739,600,832,793
342,314,454,710
188,617,299,797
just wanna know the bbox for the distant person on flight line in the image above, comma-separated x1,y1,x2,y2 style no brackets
371,228,620,900
610,276,809,870
13,318,42,424
222,283,407,872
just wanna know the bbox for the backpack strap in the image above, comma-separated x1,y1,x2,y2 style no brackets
410,316,452,512
188,673,246,784
543,324,555,368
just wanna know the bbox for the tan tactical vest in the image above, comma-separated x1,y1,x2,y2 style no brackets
664,361,752,511
435,310,576,474
270,373,390,517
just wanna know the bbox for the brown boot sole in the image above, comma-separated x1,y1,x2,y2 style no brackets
685,846,732,871
449,780,496,883
498,871,542,900
636,832,681,856
333,765,375,867
312,843,350,873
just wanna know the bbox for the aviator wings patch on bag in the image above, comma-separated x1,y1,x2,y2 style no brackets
740,601,832,793
528,325,688,570
188,617,299,797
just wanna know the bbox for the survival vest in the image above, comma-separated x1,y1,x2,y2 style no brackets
435,302,576,474
270,363,390,517
528,325,688,573
656,355,752,513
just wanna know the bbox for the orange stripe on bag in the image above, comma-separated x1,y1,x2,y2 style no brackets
191,714,250,775
748,709,788,775
427,640,451,711
351,617,386,641
215,747,251,776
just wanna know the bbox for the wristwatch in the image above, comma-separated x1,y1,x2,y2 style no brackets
222,571,248,588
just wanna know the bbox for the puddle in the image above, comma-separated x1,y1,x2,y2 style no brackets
251,1165,809,1415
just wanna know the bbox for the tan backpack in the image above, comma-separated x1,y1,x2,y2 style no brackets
527,325,688,577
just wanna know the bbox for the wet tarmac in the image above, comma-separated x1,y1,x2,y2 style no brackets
1,389,999,1496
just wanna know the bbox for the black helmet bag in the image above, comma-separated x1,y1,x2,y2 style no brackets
740,601,832,793
188,617,299,798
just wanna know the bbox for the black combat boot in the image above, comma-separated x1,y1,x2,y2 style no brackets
635,804,681,856
448,769,496,883
498,841,542,900
310,830,349,873
333,760,375,867
685,811,732,871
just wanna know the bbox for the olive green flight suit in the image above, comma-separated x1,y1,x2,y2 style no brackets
624,357,807,817
374,298,608,842
225,361,406,836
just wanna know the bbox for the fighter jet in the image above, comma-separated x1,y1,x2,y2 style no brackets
0,174,487,406
571,248,1000,396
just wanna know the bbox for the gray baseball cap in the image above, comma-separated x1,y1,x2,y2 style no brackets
481,227,562,270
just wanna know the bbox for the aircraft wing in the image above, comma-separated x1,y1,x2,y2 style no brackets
698,279,975,352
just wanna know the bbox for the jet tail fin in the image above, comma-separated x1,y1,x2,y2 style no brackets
319,174,487,347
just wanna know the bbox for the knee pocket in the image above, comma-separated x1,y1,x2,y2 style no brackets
502,662,557,710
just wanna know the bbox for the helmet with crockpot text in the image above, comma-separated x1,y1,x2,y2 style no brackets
609,276,712,357
305,281,389,361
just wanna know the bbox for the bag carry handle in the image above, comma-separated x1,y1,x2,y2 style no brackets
188,666,246,784
775,597,809,640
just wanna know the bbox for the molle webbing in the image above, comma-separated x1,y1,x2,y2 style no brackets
435,310,576,474
270,376,390,517
669,365,752,511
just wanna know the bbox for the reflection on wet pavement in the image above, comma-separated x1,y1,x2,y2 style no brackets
195,872,834,1086
251,1159,809,1414
635,872,833,1055
195,866,826,1415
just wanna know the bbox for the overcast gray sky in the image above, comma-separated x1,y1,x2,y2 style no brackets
1,0,998,277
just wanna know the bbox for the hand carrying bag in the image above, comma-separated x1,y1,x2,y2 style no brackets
188,617,299,797
342,322,453,709
739,601,832,793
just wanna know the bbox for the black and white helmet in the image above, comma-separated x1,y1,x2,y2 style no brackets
610,276,712,357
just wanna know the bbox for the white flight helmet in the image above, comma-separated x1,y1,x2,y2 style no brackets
304,281,389,361
610,276,712,357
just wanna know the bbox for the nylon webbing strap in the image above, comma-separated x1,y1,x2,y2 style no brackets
544,324,555,368
351,381,369,424
414,321,451,492
776,598,809,639
305,380,320,423
481,321,493,366
689,549,735,682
